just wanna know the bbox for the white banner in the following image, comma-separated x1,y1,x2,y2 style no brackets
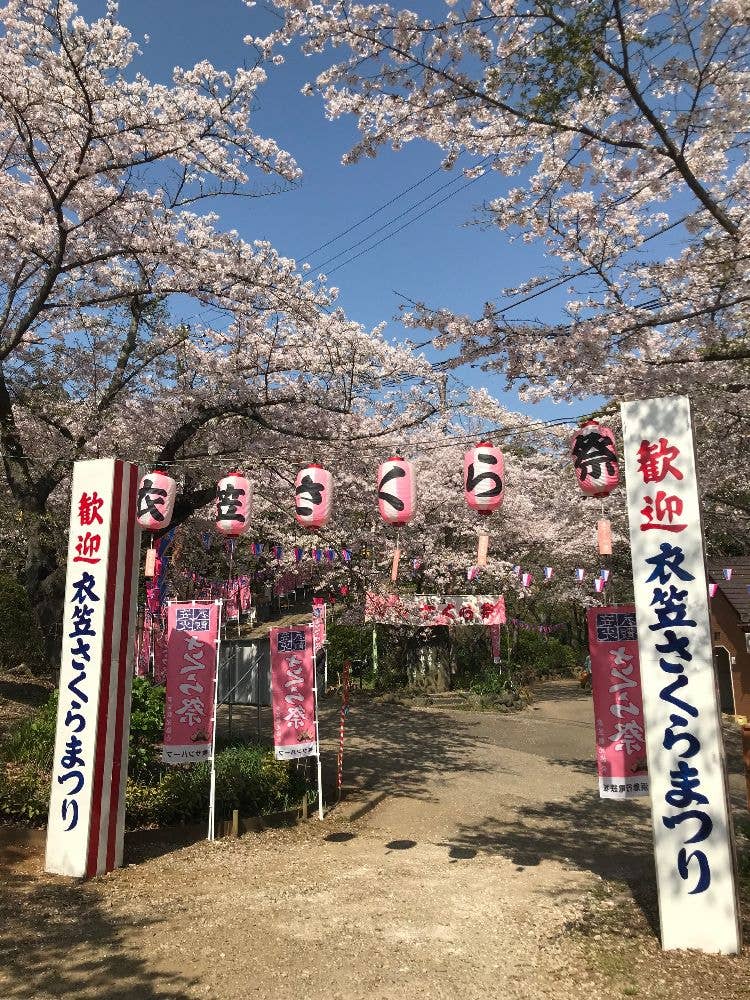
621,396,740,953
46,460,141,879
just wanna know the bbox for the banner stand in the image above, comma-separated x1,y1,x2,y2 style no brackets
208,599,223,842
312,631,324,821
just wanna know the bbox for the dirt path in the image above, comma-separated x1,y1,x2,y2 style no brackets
1,681,748,999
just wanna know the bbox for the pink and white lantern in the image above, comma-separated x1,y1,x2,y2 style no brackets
464,442,504,514
571,421,620,497
136,469,177,531
216,472,252,536
377,456,416,526
295,465,333,529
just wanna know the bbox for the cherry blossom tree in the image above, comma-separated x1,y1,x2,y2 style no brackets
0,0,441,649
255,0,750,542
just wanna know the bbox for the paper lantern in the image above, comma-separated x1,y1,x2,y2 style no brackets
464,442,504,514
571,421,620,497
377,456,416,526
215,472,251,536
136,470,176,530
295,465,333,529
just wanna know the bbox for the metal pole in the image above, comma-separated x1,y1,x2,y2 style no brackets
208,599,223,842
312,631,324,820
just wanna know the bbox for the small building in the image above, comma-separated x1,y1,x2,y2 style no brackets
707,558,750,717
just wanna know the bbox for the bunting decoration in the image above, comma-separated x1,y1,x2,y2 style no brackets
723,567,733,581
594,578,605,593
600,568,611,582
512,565,521,576
341,548,352,563
294,546,304,563
543,567,554,581
521,571,533,588
708,582,718,598
575,568,586,583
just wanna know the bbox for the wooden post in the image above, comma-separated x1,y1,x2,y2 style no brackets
231,809,239,839
301,792,309,821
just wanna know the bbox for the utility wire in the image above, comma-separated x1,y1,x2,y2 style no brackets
308,157,492,272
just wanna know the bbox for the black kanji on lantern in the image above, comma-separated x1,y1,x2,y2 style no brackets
378,465,406,512
217,483,246,523
295,475,324,517
466,452,503,498
137,478,168,521
572,430,617,481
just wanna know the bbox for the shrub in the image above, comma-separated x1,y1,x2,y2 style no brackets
0,763,49,826
128,677,165,781
0,574,45,671
2,689,58,770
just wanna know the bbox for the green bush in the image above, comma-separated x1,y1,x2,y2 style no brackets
2,689,58,770
511,630,577,681
0,763,49,825
0,574,45,671
128,677,165,781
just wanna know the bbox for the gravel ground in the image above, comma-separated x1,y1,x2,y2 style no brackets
1,680,748,999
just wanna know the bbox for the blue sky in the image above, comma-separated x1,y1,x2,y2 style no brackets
84,0,587,421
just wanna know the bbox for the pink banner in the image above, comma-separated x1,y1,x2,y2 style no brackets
312,599,327,648
587,605,649,799
270,625,317,761
490,624,502,664
162,602,220,765
365,592,506,626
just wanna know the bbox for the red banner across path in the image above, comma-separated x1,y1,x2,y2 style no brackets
162,602,220,765
587,605,649,800
270,625,317,761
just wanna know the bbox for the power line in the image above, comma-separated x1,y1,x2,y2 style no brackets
299,162,449,261
325,168,492,276
308,158,492,272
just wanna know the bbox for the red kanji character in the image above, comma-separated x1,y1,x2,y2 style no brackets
636,438,684,483
73,532,102,563
640,491,687,532
78,492,104,526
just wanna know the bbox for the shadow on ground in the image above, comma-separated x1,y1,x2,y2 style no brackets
0,854,194,999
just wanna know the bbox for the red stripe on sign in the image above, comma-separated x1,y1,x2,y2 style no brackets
106,463,138,871
86,461,124,878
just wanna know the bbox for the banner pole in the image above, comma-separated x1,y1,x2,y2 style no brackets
312,630,324,821
208,598,223,842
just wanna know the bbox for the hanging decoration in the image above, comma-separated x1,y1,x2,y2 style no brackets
597,518,613,555
295,465,333,529
600,568,611,582
464,442,504,567
594,578,606,593
341,548,352,563
463,443,504,514
571,421,620,497
294,546,304,563
512,565,521,576
215,472,251,537
136,469,177,531
708,583,718,598
543,567,554,581
377,456,416,525
575,568,586,583
273,544,283,561
521,571,533,588
723,567,733,581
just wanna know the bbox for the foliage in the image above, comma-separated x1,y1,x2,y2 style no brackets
1,689,58,771
0,574,45,671
326,619,372,680
128,678,166,782
0,678,307,828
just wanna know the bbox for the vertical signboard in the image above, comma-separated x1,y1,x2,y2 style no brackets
587,605,648,799
46,459,140,879
489,624,502,664
621,396,740,954
270,625,317,760
162,602,221,764
312,598,327,648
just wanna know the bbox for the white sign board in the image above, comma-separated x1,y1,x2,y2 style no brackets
621,396,740,953
46,459,141,879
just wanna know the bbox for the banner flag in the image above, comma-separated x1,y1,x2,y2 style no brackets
312,599,327,648
587,605,648,800
270,625,317,760
162,602,220,764
365,593,506,626
621,395,740,954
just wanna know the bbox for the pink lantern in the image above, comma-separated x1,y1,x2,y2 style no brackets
464,442,504,514
216,472,252,536
136,469,177,531
295,465,333,529
571,421,620,497
377,456,416,526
